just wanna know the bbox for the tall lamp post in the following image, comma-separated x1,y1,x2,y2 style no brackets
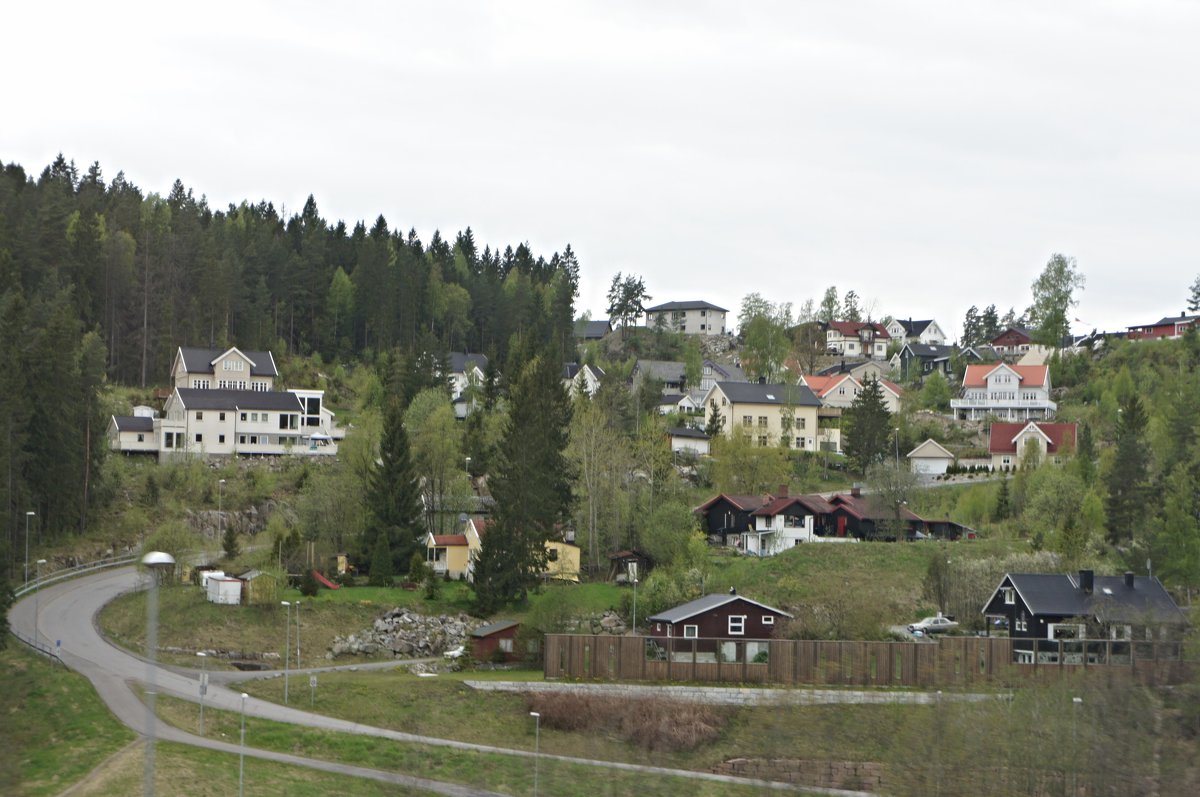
530,711,541,797
142,551,176,797
281,601,291,704
24,510,35,585
197,651,208,736
34,558,46,646
239,692,249,797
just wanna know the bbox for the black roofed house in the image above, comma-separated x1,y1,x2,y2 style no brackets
744,487,844,555
107,410,157,454
172,346,279,391
643,300,728,336
827,487,927,541
563,362,605,398
694,492,771,546
448,352,488,418
983,570,1190,664
885,318,948,346
667,426,711,456
574,318,613,341
608,549,652,583
893,343,957,383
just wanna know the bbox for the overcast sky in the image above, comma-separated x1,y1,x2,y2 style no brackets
5,1,1198,340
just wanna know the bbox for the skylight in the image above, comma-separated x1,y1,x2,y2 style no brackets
1102,587,1113,595
766,394,775,400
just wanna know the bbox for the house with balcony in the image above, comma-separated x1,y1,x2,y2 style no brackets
886,318,947,346
950,363,1055,421
644,300,728,335
824,322,890,360
171,346,279,391
701,382,821,450
990,326,1035,358
743,490,846,555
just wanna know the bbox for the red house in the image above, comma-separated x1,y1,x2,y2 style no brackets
647,591,791,640
990,326,1034,356
470,620,521,663
1127,313,1199,340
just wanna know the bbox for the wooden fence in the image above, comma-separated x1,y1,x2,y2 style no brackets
543,634,1194,688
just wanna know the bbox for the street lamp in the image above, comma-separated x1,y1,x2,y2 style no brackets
530,711,541,797
34,558,46,646
281,601,291,704
197,651,207,736
1072,696,1083,795
141,550,176,797
239,692,249,797
294,600,301,672
24,510,35,586
893,427,900,470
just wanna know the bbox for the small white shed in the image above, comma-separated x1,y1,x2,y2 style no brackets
206,576,242,605
907,438,955,476
199,570,225,589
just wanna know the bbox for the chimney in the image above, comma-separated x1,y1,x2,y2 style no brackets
1079,569,1094,594
778,484,789,498
729,586,737,595
850,485,862,498
1124,571,1135,589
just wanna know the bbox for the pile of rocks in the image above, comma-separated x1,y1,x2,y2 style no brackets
329,608,479,659
586,610,628,636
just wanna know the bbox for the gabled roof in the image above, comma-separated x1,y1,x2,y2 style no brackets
902,343,955,361
815,358,886,377
829,492,925,522
111,415,154,432
961,345,1001,361
800,374,901,400
712,382,820,407
986,573,1189,625
826,321,890,339
991,326,1033,343
173,388,304,412
429,534,469,546
471,619,520,638
705,359,746,382
647,593,792,624
634,360,687,382
962,363,1049,389
575,319,612,339
177,346,278,377
892,319,936,337
751,495,827,517
694,493,771,514
988,422,1076,455
667,426,709,440
907,439,954,460
449,352,488,374
645,300,728,313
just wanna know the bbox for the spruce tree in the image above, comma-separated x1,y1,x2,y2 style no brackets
1105,395,1150,545
705,400,726,438
842,377,891,476
474,351,574,611
366,399,424,572
369,534,394,586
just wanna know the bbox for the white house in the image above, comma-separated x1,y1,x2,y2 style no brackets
885,318,947,346
448,352,487,418
824,322,891,360
563,363,605,398
951,363,1056,421
742,492,855,555
907,439,955,476
667,427,711,457
172,346,278,391
644,301,728,335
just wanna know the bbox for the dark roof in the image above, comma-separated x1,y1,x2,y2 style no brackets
449,352,488,373
667,426,709,440
705,359,747,382
635,360,687,382
903,343,955,360
1147,314,1199,326
112,415,154,432
815,359,879,376
471,620,520,638
751,494,830,517
565,363,605,380
829,492,925,522
178,347,278,377
713,382,820,407
575,319,612,339
993,573,1188,625
694,493,771,513
894,319,935,337
174,388,304,412
645,300,728,313
647,593,792,624
991,326,1033,343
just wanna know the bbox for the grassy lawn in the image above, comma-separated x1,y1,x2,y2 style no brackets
0,645,136,797
151,694,826,796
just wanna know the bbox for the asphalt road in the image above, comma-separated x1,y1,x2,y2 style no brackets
9,567,842,795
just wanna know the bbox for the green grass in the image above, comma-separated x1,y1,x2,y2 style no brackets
0,645,136,797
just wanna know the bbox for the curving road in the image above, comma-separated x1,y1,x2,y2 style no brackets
9,567,841,796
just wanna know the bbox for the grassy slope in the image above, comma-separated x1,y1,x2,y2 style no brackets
0,645,135,797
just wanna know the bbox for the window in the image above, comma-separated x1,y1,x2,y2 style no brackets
757,436,768,447
700,324,706,330
728,616,746,636
164,434,174,449
547,548,559,562
762,615,775,626
219,412,226,421
798,417,806,430
239,435,246,444
498,638,514,653
240,413,247,421
1002,456,1012,466
796,437,804,448
1003,587,1015,605
251,413,258,422
683,624,698,638
250,435,258,444
136,433,144,442
743,416,752,427
1015,613,1028,632
218,434,225,444
196,411,203,420
758,416,768,428
195,433,203,443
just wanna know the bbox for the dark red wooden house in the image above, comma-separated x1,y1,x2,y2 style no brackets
647,591,791,640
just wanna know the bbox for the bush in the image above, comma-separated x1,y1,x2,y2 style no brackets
525,693,726,752
299,569,320,597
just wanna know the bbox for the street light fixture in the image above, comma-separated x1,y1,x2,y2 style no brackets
197,651,208,735
239,692,249,797
281,601,291,704
530,711,541,797
141,550,175,797
34,558,46,646
24,510,35,586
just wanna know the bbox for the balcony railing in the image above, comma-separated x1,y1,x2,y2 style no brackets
950,397,1057,410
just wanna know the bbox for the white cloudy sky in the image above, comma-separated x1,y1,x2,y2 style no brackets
5,1,1198,339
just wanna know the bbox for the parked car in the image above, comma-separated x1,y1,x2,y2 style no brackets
908,615,959,634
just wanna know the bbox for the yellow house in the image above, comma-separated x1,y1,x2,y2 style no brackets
701,382,822,450
543,540,581,582
426,518,580,583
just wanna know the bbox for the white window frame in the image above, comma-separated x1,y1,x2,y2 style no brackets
1003,587,1015,605
762,615,775,626
683,624,698,638
728,615,746,636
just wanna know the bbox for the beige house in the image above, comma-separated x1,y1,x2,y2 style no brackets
824,322,891,360
907,439,955,476
701,382,821,450
989,422,1076,470
644,301,728,336
172,346,278,391
799,374,903,413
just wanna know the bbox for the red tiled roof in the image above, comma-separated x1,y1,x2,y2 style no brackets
431,534,469,546
962,364,1048,389
800,374,841,397
827,321,890,338
988,422,1077,455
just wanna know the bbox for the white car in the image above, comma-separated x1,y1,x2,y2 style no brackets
908,615,959,634
442,645,465,659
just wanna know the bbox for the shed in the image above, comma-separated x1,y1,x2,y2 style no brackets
609,549,653,583
207,577,242,605
471,620,521,663
237,569,279,605
198,568,225,588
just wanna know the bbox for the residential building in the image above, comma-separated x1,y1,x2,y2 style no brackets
886,318,947,346
800,373,902,454
171,346,278,391
824,321,891,360
644,300,728,335
990,326,1034,358
950,363,1056,421
744,489,846,554
893,343,956,382
1127,313,1199,341
470,620,522,663
699,359,747,392
701,382,821,450
667,426,711,457
907,439,955,476
563,363,605,398
425,517,578,583
988,421,1076,470
982,570,1189,663
825,488,928,541
657,392,703,417
631,359,687,393
815,358,891,383
574,318,612,340
448,352,488,418
647,592,791,642
694,493,771,546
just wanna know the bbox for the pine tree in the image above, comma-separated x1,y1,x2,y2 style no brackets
369,534,394,586
1074,423,1096,485
222,526,240,560
366,399,424,571
1105,395,1150,545
994,478,1011,521
842,377,892,475
473,351,574,611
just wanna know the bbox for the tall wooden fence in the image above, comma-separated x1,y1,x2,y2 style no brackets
543,635,1194,688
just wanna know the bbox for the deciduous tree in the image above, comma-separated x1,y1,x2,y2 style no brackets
1028,253,1085,346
